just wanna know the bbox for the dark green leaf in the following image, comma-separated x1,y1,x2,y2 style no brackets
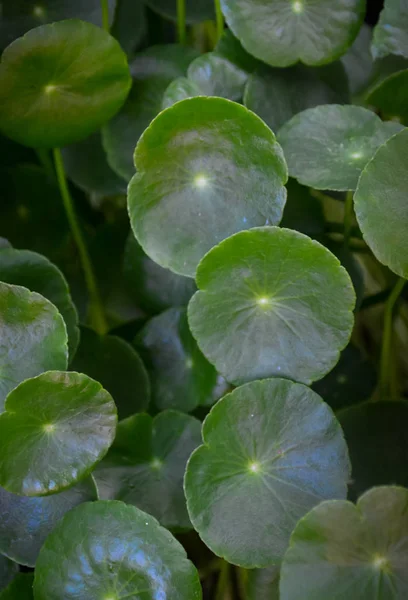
94,411,201,530
0,574,34,600
215,29,259,73
111,0,146,57
245,566,280,600
341,24,374,96
0,20,131,148
280,179,325,236
34,501,202,599
0,371,117,495
0,556,17,593
372,0,408,60
185,378,350,567
128,97,288,277
366,69,408,123
188,227,355,386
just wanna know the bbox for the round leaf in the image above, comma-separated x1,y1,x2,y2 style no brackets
220,0,365,67
0,371,117,496
280,486,408,599
0,574,33,600
103,44,199,181
278,105,403,191
354,127,408,278
124,234,196,314
162,77,202,110
185,378,350,567
188,227,355,386
187,52,251,102
145,0,214,23
244,62,349,134
128,97,288,277
0,282,68,412
0,20,131,148
0,248,79,361
0,477,97,567
135,308,218,412
339,401,408,499
372,0,408,60
0,556,17,593
366,69,408,123
0,239,11,250
34,501,202,599
70,327,150,420
94,411,201,530
215,28,259,73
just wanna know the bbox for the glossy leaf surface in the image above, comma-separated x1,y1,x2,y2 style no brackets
372,0,408,59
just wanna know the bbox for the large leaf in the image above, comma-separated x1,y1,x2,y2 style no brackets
339,401,408,499
128,97,288,277
0,556,17,593
0,371,117,496
71,327,150,420
94,411,201,530
372,0,408,60
0,282,68,411
220,0,365,67
135,308,217,412
34,501,202,599
244,62,349,133
280,486,408,599
0,248,79,361
0,574,33,600
0,477,97,567
278,105,403,191
185,378,350,567
145,0,214,23
0,20,131,148
188,227,355,386
354,127,408,278
103,45,199,181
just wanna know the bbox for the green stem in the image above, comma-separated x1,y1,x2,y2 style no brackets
177,0,187,45
379,278,406,399
214,0,224,43
100,0,110,32
215,560,230,600
343,190,354,248
52,148,107,335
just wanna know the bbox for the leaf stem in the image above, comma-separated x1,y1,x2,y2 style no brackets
379,278,406,399
100,0,110,32
343,190,354,248
215,560,230,600
52,148,107,335
214,0,224,43
177,0,187,45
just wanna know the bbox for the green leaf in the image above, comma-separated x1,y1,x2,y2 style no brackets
215,29,259,73
372,0,408,60
187,52,252,102
341,24,374,96
135,308,218,412
111,0,146,57
0,574,34,600
0,556,17,593
220,0,366,67
0,248,79,361
0,477,97,567
245,566,280,600
280,486,408,599
128,97,288,277
280,180,325,236
0,282,68,412
70,327,150,420
354,127,408,278
145,0,214,23
185,378,350,567
0,239,11,250
188,227,355,386
34,501,202,599
94,411,201,530
312,344,376,412
0,20,131,148
62,132,126,201
103,44,199,181
366,69,408,123
339,401,408,499
324,240,365,310
278,105,403,191
244,62,349,133
162,77,202,110
123,234,196,314
0,371,117,496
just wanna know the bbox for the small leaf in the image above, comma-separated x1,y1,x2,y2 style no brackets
280,486,408,599
244,62,349,133
94,411,202,530
0,371,117,496
220,0,366,67
354,127,408,278
135,308,217,412
33,501,202,599
0,556,17,593
162,77,202,110
0,477,97,567
128,97,288,277
185,378,350,567
372,0,408,60
70,327,150,420
278,105,403,191
188,227,355,386
145,0,214,23
0,20,131,148
187,52,252,102
0,248,79,361
0,282,68,411
0,574,34,600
